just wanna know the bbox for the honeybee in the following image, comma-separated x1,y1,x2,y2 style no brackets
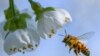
60,30,94,56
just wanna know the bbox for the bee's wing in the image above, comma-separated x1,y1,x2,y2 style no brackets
78,32,95,40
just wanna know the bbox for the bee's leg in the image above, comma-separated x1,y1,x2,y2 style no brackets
74,49,78,56
69,47,73,53
77,47,81,54
65,44,67,46
87,51,90,56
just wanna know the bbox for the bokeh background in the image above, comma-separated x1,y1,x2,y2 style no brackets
0,0,100,56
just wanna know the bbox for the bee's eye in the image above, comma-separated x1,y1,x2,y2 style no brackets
67,36,69,38
62,39,65,42
62,38,66,42
67,35,69,38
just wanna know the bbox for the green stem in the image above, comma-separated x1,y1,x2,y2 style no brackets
9,0,16,17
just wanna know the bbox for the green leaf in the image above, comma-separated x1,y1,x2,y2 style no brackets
4,8,13,20
17,19,27,29
19,13,31,20
17,13,31,29
4,21,10,31
4,20,17,32
35,13,42,21
28,0,43,15
43,7,55,12
9,20,17,32
35,7,55,21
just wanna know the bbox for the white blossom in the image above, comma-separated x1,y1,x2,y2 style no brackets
37,8,72,38
0,19,40,55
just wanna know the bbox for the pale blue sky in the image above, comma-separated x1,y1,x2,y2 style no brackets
0,0,100,56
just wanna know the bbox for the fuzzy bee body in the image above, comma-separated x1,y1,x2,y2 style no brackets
62,32,94,56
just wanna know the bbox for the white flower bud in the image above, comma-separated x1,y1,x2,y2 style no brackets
37,8,72,38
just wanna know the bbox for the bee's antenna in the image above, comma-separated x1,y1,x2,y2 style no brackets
58,29,66,37
58,34,65,36
58,29,68,37
64,29,68,36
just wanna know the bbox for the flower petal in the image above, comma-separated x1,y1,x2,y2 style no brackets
26,18,40,44
26,28,40,45
4,30,27,55
38,14,55,38
18,30,32,44
37,8,72,38
37,17,47,38
56,8,72,22
4,30,38,55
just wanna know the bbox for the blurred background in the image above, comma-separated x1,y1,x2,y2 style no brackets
0,0,100,56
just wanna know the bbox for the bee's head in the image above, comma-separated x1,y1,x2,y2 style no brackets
58,29,70,43
62,34,70,43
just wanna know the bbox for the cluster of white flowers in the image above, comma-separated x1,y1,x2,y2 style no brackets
0,8,72,55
